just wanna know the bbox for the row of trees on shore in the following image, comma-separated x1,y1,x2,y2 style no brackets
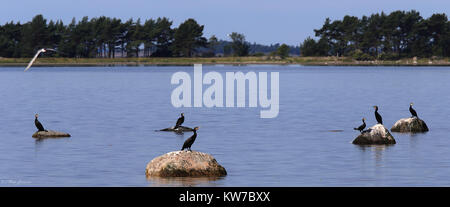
300,10,450,59
1,10,449,59
0,15,269,58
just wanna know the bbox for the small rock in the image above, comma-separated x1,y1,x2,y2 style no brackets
146,151,227,177
32,130,71,138
391,117,429,133
159,126,194,132
352,124,396,145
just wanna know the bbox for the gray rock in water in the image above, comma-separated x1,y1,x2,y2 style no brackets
352,124,396,145
32,130,71,138
159,126,194,132
391,117,429,133
145,151,227,177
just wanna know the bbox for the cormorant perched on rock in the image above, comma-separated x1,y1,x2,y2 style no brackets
373,106,383,125
175,113,184,129
34,114,47,132
354,118,366,132
181,127,199,151
409,103,418,117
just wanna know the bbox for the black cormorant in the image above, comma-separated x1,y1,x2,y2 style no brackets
35,114,47,132
181,127,199,151
409,103,418,118
373,106,383,125
175,113,184,129
354,118,366,132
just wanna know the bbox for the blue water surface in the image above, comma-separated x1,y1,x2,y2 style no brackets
0,65,449,186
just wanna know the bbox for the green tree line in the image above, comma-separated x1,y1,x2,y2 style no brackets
0,15,301,59
300,10,450,60
0,15,257,58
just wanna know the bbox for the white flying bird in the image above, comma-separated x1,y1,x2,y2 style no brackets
24,48,56,72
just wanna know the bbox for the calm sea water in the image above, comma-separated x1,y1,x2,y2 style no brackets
1,65,450,186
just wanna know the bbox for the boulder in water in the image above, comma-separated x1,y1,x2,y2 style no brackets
159,126,194,133
391,117,429,133
352,124,396,145
145,151,227,177
32,130,71,138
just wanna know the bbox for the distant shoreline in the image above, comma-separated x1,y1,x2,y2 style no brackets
0,57,449,67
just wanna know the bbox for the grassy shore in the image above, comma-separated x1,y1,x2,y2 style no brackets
0,56,449,66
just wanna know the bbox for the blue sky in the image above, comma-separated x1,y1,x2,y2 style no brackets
1,0,449,45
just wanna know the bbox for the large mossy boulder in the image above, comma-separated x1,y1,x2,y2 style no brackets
352,124,396,145
32,130,71,138
145,151,227,177
391,117,429,133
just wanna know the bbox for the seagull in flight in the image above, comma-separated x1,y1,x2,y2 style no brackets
24,48,56,72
